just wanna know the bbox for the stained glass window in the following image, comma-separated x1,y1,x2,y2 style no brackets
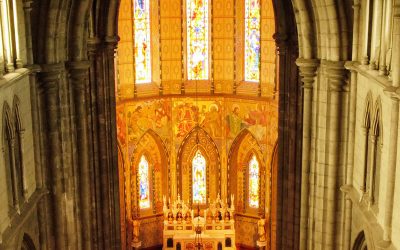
248,155,259,208
192,150,207,203
244,0,261,82
138,155,150,209
134,0,151,83
186,0,209,80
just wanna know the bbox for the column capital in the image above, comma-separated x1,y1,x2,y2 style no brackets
296,58,319,89
323,60,347,91
38,62,66,91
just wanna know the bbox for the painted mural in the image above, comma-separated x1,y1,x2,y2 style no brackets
117,97,276,154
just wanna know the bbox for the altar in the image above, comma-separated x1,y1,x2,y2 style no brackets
162,195,236,250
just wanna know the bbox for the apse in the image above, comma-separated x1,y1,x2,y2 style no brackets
116,0,278,249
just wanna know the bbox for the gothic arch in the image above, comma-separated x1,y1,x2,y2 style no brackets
2,102,14,141
12,96,23,131
228,129,266,215
20,233,36,250
363,92,373,128
372,97,382,139
177,126,220,205
353,231,368,250
129,129,169,217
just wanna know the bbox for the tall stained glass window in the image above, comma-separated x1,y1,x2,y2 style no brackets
192,150,206,203
134,0,151,83
244,0,261,82
138,155,150,209
248,155,259,208
186,0,209,80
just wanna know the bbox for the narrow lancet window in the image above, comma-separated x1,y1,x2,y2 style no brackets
244,0,261,82
134,0,151,83
249,155,259,208
138,155,150,209
186,0,209,80
192,150,206,203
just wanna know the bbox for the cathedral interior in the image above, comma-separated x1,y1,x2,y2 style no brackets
0,0,400,249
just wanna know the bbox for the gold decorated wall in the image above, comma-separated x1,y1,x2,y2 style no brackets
117,0,277,248
117,0,276,98
117,96,278,248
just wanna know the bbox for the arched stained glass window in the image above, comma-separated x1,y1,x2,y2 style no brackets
248,155,259,208
186,0,209,80
192,150,206,203
134,0,151,83
138,155,150,209
244,0,261,82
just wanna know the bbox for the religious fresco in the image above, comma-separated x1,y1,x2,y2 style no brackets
173,99,223,139
226,101,268,142
117,97,275,151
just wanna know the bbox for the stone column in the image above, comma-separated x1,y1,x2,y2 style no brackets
369,0,384,70
379,0,392,75
11,0,22,68
325,61,347,250
0,0,14,72
295,58,319,250
38,63,67,250
22,0,34,65
362,0,372,65
68,60,92,250
367,134,377,206
381,5,400,242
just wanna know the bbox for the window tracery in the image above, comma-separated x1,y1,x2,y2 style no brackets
134,0,152,83
186,0,209,80
244,0,260,82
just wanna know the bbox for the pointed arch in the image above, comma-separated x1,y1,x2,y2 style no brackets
20,233,36,250
177,126,220,205
352,231,367,250
12,95,25,200
128,129,169,217
363,92,373,129
372,96,382,138
228,129,266,215
12,95,23,132
2,102,14,140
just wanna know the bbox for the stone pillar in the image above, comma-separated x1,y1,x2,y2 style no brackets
379,0,392,75
362,0,372,65
87,36,121,249
11,0,22,68
381,93,399,242
342,61,359,250
68,60,92,250
325,61,347,250
369,0,384,70
38,63,67,250
367,134,377,206
295,58,319,250
22,0,34,65
0,0,14,72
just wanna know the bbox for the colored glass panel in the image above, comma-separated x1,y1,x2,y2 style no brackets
244,0,260,82
186,0,209,80
249,155,259,208
134,0,151,83
192,150,206,203
139,155,150,209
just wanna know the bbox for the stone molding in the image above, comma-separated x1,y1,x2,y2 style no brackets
322,60,347,92
296,58,319,89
